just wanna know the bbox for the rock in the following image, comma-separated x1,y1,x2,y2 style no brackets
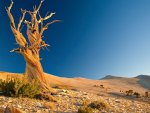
115,100,121,103
45,109,49,112
58,89,67,93
4,105,23,113
59,92,69,96
8,100,13,103
36,102,44,108
17,105,22,109
36,110,41,113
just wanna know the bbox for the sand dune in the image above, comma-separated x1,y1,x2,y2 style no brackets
0,72,149,96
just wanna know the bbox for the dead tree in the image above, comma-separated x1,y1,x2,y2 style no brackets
6,0,60,90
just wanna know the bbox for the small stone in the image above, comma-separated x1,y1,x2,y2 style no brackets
115,100,121,103
58,89,67,93
17,105,22,109
8,100,13,103
37,110,41,113
36,102,44,108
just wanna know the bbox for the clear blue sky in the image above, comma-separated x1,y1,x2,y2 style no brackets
0,0,150,79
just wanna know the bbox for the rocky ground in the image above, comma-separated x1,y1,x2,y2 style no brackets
0,88,149,113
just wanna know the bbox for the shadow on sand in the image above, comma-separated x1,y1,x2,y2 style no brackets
108,92,150,104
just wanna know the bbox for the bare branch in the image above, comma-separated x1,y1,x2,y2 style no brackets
35,0,44,13
45,20,61,28
6,1,27,48
40,20,61,35
17,9,26,31
8,0,13,11
38,12,55,23
6,0,16,29
10,48,21,53
24,20,31,25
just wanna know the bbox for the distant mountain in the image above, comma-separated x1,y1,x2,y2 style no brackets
135,75,150,90
100,75,124,80
135,75,150,79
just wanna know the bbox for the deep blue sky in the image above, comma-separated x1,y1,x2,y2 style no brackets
0,0,150,79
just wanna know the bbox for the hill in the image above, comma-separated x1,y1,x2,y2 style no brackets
100,75,124,80
0,72,150,113
0,72,149,95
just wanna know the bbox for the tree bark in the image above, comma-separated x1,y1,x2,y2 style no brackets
23,49,49,90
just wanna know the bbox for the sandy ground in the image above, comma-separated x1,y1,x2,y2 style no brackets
0,71,149,96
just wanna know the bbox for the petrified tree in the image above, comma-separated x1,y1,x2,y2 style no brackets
6,0,60,90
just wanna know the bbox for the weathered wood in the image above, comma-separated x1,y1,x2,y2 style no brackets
6,0,60,90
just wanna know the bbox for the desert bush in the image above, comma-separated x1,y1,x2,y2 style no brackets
88,100,109,110
78,106,93,113
78,100,93,113
82,99,90,106
78,99,109,113
0,77,40,98
36,93,57,102
133,92,140,98
100,85,104,88
126,90,133,96
145,92,149,97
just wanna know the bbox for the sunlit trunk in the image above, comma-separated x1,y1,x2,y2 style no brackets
23,49,48,90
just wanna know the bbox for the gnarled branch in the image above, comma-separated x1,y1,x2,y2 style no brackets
38,12,56,23
17,9,27,31
35,0,44,13
6,0,27,48
6,0,16,29
40,20,61,35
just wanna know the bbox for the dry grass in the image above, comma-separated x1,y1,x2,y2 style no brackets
44,102,56,110
89,100,109,110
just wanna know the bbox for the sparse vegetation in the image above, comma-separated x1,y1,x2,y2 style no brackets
52,84,72,90
78,106,93,113
126,90,133,96
133,92,140,98
145,92,149,98
78,99,109,113
124,90,142,98
0,77,40,98
78,100,93,113
93,84,104,88
100,85,104,88
36,93,57,102
88,100,109,110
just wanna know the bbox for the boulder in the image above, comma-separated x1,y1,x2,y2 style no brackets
4,105,23,113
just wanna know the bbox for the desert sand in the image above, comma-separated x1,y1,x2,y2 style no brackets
0,72,149,113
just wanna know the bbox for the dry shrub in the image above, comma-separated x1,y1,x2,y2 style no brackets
36,93,57,102
78,106,93,113
89,100,109,110
145,92,149,97
44,102,56,110
78,99,109,113
126,90,133,96
0,77,40,98
78,99,93,113
133,92,140,98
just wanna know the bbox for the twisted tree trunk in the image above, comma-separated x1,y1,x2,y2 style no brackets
23,49,48,88
6,0,60,91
